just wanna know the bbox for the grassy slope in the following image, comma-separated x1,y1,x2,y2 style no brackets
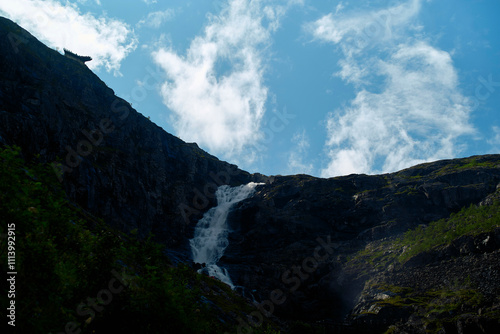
347,190,500,332
352,200,500,268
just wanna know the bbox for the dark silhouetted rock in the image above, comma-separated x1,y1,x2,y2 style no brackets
222,159,500,325
0,16,266,249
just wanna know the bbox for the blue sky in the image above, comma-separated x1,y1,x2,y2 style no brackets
1,0,499,177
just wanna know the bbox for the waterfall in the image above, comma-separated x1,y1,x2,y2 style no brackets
190,182,261,288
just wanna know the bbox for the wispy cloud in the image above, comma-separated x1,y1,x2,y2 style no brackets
287,130,313,175
488,126,500,152
307,0,475,177
76,0,101,5
309,0,422,48
0,0,137,75
153,0,295,165
323,42,474,176
137,9,175,29
335,2,345,15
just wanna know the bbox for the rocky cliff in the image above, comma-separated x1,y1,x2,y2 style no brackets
0,17,265,249
223,157,500,332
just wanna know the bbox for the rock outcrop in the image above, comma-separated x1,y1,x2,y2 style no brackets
222,157,500,330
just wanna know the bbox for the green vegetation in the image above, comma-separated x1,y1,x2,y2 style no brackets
350,198,500,269
376,281,483,312
397,157,499,180
433,157,498,177
397,201,499,262
459,158,497,169
0,146,279,333
347,185,500,333
395,185,420,196
376,281,487,334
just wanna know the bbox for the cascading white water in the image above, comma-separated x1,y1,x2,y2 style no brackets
190,182,261,288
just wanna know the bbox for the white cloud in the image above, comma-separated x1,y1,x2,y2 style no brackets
76,0,101,5
323,42,474,176
488,126,500,152
137,9,175,29
153,0,290,165
142,0,157,5
308,0,422,49
335,2,344,15
287,130,313,175
307,0,475,177
0,0,137,75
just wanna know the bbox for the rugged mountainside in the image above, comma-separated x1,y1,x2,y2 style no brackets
0,17,265,249
1,16,499,333
223,157,500,331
